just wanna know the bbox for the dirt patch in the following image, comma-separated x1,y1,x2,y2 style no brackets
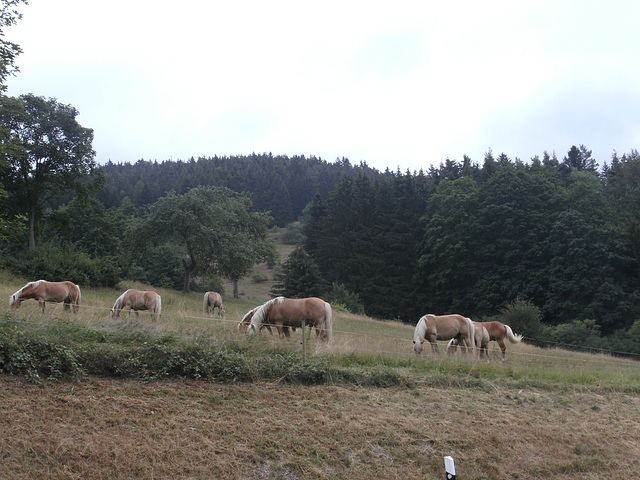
1,375,639,479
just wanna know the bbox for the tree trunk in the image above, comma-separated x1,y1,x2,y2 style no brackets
233,278,239,298
183,270,192,292
182,238,197,292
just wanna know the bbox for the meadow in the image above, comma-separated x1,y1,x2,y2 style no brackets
1,269,640,479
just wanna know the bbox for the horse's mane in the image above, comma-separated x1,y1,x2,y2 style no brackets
10,280,46,302
251,297,285,328
113,290,128,310
414,316,428,341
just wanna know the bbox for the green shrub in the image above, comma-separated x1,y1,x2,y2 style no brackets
2,243,120,288
551,319,608,352
326,283,365,315
501,298,542,339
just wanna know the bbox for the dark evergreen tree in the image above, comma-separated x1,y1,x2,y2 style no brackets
270,246,327,298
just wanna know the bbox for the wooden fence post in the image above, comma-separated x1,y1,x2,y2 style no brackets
444,456,456,479
301,318,306,361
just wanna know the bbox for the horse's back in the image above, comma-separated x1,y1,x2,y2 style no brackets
426,314,471,339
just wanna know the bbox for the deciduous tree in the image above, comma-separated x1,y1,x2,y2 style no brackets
0,94,97,248
126,186,275,293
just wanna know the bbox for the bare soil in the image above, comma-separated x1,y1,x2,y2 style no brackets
1,375,639,479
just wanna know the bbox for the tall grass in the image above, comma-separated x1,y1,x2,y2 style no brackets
2,272,640,391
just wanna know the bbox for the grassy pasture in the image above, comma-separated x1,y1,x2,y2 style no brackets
2,270,640,478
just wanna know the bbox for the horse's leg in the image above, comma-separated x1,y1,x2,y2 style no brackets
497,339,507,361
63,300,70,312
39,299,46,314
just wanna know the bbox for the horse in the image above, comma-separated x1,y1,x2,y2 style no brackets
479,321,523,360
111,289,162,322
447,321,523,361
413,314,475,356
203,291,225,318
9,280,81,314
237,306,280,335
447,322,491,361
246,297,332,343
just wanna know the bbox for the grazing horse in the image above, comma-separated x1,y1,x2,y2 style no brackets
413,314,475,356
203,291,225,318
448,321,523,361
111,289,162,322
479,321,522,361
246,297,332,343
9,280,81,314
447,322,491,361
237,306,281,335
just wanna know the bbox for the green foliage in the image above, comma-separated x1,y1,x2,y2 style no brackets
270,245,327,298
250,270,269,283
0,94,97,248
125,243,185,290
1,242,120,287
550,319,608,352
501,298,542,339
125,186,275,292
0,0,27,93
0,319,84,381
326,282,365,315
281,222,303,245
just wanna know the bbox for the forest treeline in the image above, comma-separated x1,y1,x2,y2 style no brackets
96,154,381,227
3,147,640,353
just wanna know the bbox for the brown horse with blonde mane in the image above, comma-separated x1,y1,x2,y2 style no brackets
246,297,332,343
203,291,225,318
111,289,162,322
479,321,522,360
448,320,522,361
447,322,491,361
10,280,81,314
413,314,476,356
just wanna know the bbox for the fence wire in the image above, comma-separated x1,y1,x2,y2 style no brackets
3,299,640,371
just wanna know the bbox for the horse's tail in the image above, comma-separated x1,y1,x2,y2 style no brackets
504,325,523,344
155,295,162,318
323,302,333,343
203,292,210,315
74,284,82,313
467,317,476,355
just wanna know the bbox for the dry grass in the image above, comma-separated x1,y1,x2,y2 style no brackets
1,376,639,479
3,232,640,479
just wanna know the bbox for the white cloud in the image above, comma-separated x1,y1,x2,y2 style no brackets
6,0,640,170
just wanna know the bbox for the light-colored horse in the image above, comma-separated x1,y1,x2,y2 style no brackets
246,297,332,343
447,321,523,361
447,322,491,361
238,306,286,335
413,314,475,356
111,289,161,322
9,280,81,313
203,291,225,318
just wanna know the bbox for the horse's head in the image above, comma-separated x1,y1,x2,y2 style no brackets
413,339,424,355
219,305,225,318
246,323,258,336
9,294,20,309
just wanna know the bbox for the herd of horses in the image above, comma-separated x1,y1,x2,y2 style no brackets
9,279,522,359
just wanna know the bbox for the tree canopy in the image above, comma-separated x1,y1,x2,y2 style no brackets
125,186,275,293
0,94,97,248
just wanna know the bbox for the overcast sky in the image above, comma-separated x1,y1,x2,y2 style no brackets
6,0,640,172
